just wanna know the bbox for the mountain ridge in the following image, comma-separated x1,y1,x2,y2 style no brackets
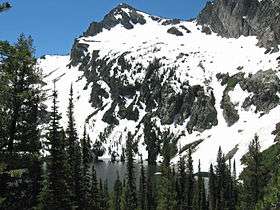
39,1,280,174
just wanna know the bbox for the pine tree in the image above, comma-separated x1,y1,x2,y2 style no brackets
215,147,227,210
125,132,137,210
208,163,216,210
193,160,206,210
114,172,122,210
0,35,44,209
177,155,187,210
139,155,147,210
65,84,83,208
186,149,194,210
81,127,92,209
103,179,110,210
144,117,159,210
228,159,238,210
45,86,72,209
239,134,267,209
156,137,177,210
91,164,101,210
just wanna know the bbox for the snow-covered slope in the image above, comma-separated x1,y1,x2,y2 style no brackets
38,3,280,174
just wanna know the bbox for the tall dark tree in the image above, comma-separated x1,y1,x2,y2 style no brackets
81,127,92,209
193,160,207,210
215,147,227,210
177,155,187,210
114,172,122,210
157,137,177,210
45,86,72,209
0,35,45,209
208,163,216,210
65,84,83,208
91,164,101,210
186,149,194,210
239,134,267,209
125,132,137,210
0,2,11,12
143,117,159,210
139,155,147,210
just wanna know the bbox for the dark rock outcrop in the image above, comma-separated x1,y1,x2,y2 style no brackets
197,0,280,50
84,3,147,37
167,27,184,36
218,70,280,126
240,70,280,112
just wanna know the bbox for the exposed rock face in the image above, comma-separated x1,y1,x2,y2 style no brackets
240,70,280,112
218,72,244,126
167,27,184,36
197,0,280,50
218,70,280,126
84,3,146,37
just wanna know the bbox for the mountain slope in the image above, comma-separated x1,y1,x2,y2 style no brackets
38,2,280,174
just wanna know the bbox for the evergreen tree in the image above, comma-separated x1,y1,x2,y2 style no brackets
208,163,216,210
215,147,227,210
103,179,110,210
186,149,194,210
114,172,122,210
45,86,72,209
90,164,101,210
139,155,147,210
144,117,159,210
125,132,137,210
65,84,83,208
156,137,177,210
0,35,44,209
239,134,267,209
228,160,238,210
193,160,207,210
0,2,11,12
177,155,187,210
81,127,92,209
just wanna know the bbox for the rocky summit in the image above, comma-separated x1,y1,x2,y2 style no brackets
197,0,280,51
39,1,280,173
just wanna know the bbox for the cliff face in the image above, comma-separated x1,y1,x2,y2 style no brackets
39,3,280,173
197,0,280,51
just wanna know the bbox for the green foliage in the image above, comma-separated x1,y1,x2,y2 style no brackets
42,89,72,209
125,132,137,210
157,136,177,210
0,35,44,209
239,135,268,210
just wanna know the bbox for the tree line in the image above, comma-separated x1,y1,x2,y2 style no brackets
1,36,280,210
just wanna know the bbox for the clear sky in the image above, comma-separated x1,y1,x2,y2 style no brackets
0,0,208,57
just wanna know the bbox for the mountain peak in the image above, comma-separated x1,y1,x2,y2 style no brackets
84,3,146,37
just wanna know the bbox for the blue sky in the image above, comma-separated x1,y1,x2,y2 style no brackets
0,0,208,57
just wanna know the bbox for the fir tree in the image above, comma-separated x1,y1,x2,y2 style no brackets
144,117,159,210
103,179,110,210
193,160,207,210
215,147,227,210
125,132,137,210
66,84,83,208
114,172,122,210
45,85,72,209
208,163,216,210
239,134,267,209
177,155,187,210
139,155,147,210
186,149,194,210
0,35,44,209
81,127,92,209
91,164,101,210
156,137,177,210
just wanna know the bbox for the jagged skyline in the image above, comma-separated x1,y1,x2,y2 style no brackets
0,0,208,57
